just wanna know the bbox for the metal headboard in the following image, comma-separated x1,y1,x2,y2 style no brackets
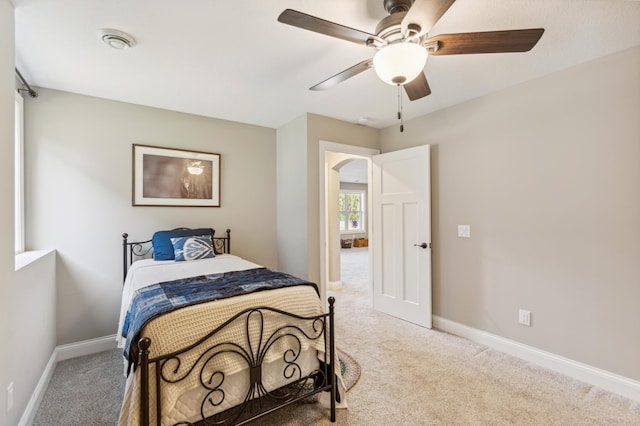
122,228,231,283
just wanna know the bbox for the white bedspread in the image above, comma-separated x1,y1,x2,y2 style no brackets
117,254,262,349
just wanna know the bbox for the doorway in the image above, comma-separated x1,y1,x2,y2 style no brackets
319,142,379,306
338,159,370,294
320,141,432,328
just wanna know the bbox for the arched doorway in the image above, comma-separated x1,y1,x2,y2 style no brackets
319,141,379,305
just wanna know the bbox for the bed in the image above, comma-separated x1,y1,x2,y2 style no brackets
118,228,340,425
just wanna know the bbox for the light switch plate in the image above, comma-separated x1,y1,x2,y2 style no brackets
457,225,471,238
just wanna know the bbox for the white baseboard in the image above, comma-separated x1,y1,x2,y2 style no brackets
18,350,57,426
432,315,640,402
56,334,117,361
19,334,118,426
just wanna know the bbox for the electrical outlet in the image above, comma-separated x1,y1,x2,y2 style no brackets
519,309,531,327
7,382,13,413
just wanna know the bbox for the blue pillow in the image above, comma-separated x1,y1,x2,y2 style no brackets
170,235,215,261
152,228,214,260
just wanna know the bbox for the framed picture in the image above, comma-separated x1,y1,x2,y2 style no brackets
132,144,220,207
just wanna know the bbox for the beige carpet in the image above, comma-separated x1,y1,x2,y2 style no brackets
33,247,640,425
250,247,640,425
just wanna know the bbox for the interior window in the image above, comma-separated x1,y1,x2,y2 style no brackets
339,190,365,233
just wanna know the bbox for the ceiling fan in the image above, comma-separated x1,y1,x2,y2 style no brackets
278,0,545,101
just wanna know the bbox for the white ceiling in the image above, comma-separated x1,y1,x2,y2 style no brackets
13,0,640,130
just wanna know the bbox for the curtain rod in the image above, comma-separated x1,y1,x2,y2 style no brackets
15,67,38,98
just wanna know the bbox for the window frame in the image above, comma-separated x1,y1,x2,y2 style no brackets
15,91,24,254
338,189,366,234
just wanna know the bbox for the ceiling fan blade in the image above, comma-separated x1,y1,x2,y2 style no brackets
278,9,376,46
402,0,456,38
404,72,431,101
427,29,545,55
310,59,373,91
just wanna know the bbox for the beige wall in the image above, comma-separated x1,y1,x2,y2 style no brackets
276,115,308,280
2,5,57,426
1,3,15,425
380,46,640,380
327,152,352,283
11,251,56,424
305,114,380,287
24,88,278,345
276,114,378,304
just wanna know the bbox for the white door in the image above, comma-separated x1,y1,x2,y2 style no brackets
372,145,431,328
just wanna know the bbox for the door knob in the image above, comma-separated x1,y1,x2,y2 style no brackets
414,243,428,249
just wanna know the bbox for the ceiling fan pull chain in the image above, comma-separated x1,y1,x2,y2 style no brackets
397,84,404,133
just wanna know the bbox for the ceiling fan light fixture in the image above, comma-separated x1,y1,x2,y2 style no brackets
373,42,427,85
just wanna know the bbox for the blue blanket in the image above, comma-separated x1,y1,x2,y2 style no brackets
122,267,318,371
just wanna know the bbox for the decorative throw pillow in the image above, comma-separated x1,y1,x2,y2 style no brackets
152,228,214,260
170,235,215,261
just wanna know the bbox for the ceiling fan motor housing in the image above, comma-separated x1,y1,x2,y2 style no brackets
383,0,414,14
376,0,422,43
375,12,408,42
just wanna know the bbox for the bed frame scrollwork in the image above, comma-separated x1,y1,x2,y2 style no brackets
137,298,336,425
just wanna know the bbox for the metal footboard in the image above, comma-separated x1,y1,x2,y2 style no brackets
137,297,337,425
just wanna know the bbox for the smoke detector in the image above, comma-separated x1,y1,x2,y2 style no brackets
100,28,136,49
357,117,373,126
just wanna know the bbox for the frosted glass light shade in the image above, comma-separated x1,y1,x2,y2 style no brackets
373,43,428,85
